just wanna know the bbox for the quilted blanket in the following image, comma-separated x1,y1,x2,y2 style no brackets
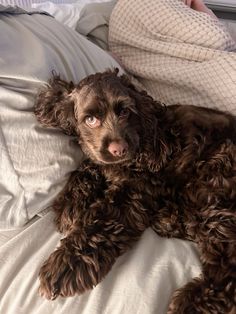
109,0,236,112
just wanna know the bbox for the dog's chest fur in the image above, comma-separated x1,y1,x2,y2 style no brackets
100,129,236,241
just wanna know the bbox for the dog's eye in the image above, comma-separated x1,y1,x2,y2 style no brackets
119,108,130,118
85,116,101,128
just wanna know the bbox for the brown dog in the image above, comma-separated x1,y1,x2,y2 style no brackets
35,69,236,313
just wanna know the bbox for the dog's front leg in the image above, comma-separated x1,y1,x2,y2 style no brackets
53,160,106,234
39,191,149,300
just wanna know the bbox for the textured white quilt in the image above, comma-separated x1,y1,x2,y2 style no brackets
109,0,236,111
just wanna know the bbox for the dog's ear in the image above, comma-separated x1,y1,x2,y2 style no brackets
34,75,77,136
119,73,166,123
119,73,170,171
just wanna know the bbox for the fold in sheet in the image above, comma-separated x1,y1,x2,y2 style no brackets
0,212,201,314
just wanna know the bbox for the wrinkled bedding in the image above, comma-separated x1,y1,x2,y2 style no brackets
0,211,201,314
0,8,121,229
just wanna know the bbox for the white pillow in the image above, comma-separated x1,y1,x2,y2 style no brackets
0,11,123,229
32,0,114,29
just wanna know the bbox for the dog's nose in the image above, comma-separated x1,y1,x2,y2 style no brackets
108,141,128,157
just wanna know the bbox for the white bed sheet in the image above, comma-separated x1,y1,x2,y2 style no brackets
0,211,201,314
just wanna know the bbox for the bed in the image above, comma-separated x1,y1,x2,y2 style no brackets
0,1,235,313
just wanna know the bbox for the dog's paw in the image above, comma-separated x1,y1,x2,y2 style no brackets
38,247,76,300
38,239,114,300
167,277,234,314
167,289,200,314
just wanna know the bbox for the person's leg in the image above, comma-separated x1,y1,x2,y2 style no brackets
183,0,217,19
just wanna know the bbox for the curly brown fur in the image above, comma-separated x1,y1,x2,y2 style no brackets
35,69,236,313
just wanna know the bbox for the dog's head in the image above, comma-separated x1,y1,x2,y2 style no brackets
34,69,165,165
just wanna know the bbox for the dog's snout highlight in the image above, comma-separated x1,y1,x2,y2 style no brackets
108,140,128,157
